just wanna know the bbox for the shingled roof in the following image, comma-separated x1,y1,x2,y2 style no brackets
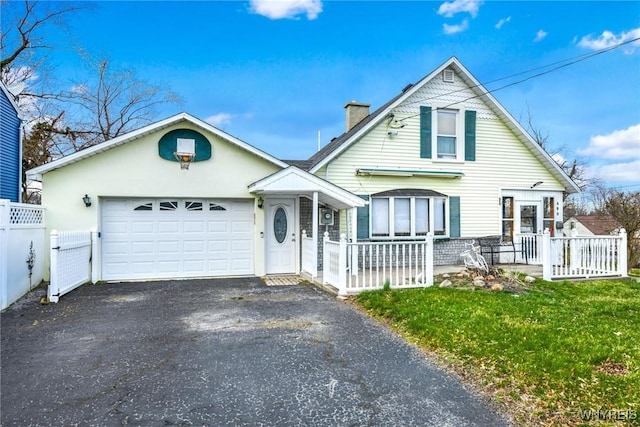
570,215,621,235
303,88,410,171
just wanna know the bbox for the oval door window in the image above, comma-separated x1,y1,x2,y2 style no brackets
273,207,288,244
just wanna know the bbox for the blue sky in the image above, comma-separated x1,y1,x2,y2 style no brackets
11,0,640,190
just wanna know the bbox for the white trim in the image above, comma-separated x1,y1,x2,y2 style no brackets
308,57,580,194
249,166,366,209
26,112,289,181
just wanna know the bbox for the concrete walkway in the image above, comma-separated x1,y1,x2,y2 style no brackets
1,278,511,426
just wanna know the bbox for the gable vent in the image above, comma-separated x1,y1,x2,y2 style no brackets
443,69,455,83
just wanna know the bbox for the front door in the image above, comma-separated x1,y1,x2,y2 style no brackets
515,202,542,263
266,198,297,274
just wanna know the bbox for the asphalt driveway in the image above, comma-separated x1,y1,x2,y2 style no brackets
1,278,510,426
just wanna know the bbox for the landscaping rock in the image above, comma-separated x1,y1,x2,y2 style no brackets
524,276,535,283
490,283,504,291
473,278,485,287
439,279,453,288
486,274,495,281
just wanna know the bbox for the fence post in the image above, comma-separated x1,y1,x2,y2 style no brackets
570,227,580,274
425,232,434,287
618,228,628,277
542,228,551,281
322,231,329,284
49,229,60,303
337,234,348,298
91,229,99,283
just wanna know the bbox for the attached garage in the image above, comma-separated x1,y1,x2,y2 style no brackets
101,198,254,281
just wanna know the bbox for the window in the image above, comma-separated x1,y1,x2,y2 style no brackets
437,109,457,159
185,201,203,211
420,106,475,161
371,195,446,238
133,202,153,211
543,197,555,235
501,197,514,241
159,201,178,211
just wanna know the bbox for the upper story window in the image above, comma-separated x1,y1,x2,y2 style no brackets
436,109,458,159
420,106,476,162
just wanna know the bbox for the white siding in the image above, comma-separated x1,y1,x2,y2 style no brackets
319,69,565,237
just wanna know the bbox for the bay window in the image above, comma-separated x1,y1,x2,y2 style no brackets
370,190,447,238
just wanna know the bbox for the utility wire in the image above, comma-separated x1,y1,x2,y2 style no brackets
396,36,640,121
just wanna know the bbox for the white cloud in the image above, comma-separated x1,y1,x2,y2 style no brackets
589,160,640,184
443,20,469,35
206,113,236,127
495,16,510,30
534,29,548,42
578,124,640,160
437,0,482,18
577,27,640,54
206,112,254,128
249,0,322,20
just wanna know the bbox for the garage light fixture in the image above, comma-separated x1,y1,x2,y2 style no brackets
82,194,92,207
257,197,264,209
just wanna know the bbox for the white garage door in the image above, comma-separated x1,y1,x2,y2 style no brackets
101,199,254,281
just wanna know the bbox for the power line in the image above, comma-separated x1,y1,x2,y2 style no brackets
396,36,640,120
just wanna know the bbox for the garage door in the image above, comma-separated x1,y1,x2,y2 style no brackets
101,199,254,281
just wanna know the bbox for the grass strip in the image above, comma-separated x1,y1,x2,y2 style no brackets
354,278,640,426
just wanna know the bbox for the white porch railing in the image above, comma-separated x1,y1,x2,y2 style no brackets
49,230,96,303
323,232,434,296
515,233,543,264
542,228,627,280
301,230,317,278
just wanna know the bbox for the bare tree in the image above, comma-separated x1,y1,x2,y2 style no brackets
2,1,182,202
59,59,182,151
601,190,640,268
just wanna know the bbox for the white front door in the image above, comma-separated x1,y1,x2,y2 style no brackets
266,198,297,274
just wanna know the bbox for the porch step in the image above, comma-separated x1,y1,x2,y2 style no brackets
263,275,303,286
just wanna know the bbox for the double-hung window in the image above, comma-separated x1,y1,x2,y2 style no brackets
420,106,475,162
437,109,458,159
370,190,447,238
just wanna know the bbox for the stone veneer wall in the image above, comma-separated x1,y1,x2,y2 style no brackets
433,238,475,266
299,197,474,268
299,197,340,270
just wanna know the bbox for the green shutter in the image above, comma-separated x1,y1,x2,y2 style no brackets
449,196,461,237
420,106,432,159
464,110,476,161
356,195,370,240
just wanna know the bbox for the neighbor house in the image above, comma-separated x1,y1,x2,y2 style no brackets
0,81,22,202
564,215,621,236
27,57,579,283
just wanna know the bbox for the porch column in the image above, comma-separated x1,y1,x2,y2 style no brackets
351,207,358,242
312,192,318,276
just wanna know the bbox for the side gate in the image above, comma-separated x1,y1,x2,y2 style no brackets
49,230,95,303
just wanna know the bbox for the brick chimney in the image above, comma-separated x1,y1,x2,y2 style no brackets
344,101,370,132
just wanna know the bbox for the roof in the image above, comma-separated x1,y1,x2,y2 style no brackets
248,166,366,209
568,215,621,235
304,56,581,194
26,112,289,180
0,81,21,116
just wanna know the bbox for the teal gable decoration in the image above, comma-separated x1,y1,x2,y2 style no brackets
158,129,212,162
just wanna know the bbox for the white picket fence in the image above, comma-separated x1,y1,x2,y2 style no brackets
301,230,317,278
542,228,627,280
322,232,434,296
0,200,46,309
49,230,97,303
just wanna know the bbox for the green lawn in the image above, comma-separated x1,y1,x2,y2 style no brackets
354,278,640,426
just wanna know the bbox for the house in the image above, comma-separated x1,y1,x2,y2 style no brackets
564,215,621,236
27,57,579,284
0,81,22,202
